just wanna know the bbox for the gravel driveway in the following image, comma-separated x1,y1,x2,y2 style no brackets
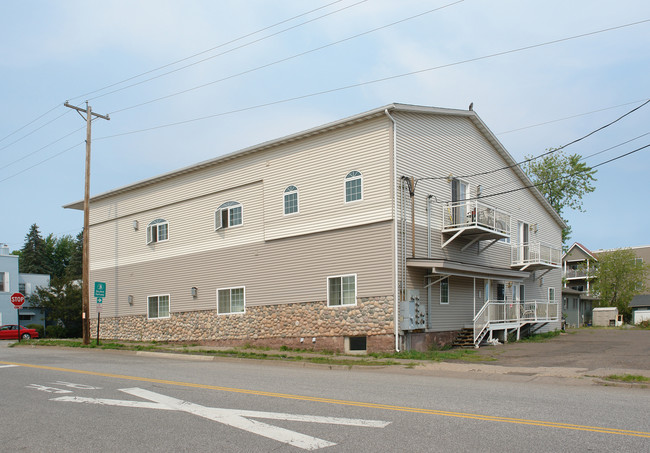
473,328,650,371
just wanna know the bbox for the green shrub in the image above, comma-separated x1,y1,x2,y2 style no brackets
45,325,67,338
26,324,44,338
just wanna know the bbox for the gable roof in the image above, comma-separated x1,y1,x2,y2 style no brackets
563,242,598,261
63,103,566,228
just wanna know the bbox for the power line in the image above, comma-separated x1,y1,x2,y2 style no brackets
0,126,85,171
434,143,650,205
84,0,369,102
496,98,650,135
0,141,85,184
0,109,73,153
110,0,464,115
67,0,351,101
481,132,650,194
0,104,63,144
94,18,650,141
416,99,650,184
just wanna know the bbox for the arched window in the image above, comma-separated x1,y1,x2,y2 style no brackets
283,185,299,215
147,218,168,244
215,201,243,230
345,170,362,203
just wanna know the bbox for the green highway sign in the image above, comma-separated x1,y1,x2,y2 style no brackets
94,282,106,298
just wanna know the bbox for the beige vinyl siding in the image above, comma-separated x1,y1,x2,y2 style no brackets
88,117,393,272
89,181,265,270
89,220,394,318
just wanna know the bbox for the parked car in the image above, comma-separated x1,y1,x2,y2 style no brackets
0,324,39,340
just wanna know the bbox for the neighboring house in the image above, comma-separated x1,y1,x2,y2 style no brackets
593,245,650,320
18,273,50,327
561,242,598,327
562,243,650,325
64,103,564,352
0,244,50,328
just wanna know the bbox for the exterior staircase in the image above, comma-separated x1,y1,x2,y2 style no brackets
452,328,475,348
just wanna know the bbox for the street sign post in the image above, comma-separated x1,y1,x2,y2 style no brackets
11,293,25,342
94,282,106,346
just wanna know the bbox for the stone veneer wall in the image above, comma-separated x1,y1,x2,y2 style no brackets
92,296,395,352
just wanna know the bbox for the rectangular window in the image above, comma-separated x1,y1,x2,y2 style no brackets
0,272,8,292
328,274,357,306
147,295,170,319
19,283,26,294
440,278,449,304
217,287,245,314
548,287,556,302
496,283,505,301
519,285,525,302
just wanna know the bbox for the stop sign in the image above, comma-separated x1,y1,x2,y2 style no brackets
11,292,25,309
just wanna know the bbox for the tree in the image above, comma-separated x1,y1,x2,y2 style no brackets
592,248,649,322
521,149,597,244
18,224,50,274
28,277,82,338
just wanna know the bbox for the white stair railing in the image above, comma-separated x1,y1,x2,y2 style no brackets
473,299,560,346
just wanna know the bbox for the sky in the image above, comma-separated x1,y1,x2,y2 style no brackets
1,0,649,253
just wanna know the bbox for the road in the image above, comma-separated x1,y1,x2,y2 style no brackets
1,344,648,452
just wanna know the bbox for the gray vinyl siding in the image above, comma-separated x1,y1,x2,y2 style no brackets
394,111,563,331
89,221,394,317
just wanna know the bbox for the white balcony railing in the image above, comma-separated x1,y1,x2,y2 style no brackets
473,299,560,345
511,242,561,268
442,200,510,234
564,269,595,279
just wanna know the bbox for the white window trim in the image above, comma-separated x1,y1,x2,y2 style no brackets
147,294,170,320
344,171,363,204
215,202,244,231
283,185,299,216
327,273,357,307
146,219,169,245
548,287,556,303
217,286,246,315
0,272,9,293
440,277,449,305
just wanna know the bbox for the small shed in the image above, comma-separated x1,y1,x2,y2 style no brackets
634,310,650,325
592,307,621,327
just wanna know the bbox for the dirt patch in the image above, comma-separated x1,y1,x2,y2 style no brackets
472,328,650,371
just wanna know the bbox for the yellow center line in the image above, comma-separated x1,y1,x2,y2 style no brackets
3,360,649,439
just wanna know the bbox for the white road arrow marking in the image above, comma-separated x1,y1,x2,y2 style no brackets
52,387,390,450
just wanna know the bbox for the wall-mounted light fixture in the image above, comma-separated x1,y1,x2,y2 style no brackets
133,220,139,230
128,295,134,306
191,287,198,298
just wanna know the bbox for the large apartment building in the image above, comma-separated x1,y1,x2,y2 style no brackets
65,103,564,351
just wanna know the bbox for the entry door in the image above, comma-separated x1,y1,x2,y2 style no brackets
452,179,469,225
518,221,529,262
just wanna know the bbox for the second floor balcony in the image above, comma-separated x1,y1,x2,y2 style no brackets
564,268,596,280
441,200,511,248
511,242,562,271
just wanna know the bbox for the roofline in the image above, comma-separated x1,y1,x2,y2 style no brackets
563,242,598,261
63,102,567,229
593,245,650,253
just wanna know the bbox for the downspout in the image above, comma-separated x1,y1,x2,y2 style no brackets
427,195,432,330
385,108,400,352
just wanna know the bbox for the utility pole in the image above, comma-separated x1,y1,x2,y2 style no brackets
64,101,109,345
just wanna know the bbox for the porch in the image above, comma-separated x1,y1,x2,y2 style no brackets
472,299,560,347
